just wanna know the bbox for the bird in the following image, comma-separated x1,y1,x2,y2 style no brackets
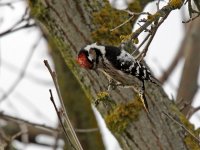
77,43,158,112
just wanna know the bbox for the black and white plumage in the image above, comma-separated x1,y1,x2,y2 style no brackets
77,43,158,112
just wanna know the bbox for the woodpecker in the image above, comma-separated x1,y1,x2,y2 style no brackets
77,43,158,112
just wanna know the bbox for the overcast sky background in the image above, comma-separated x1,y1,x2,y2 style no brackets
0,0,200,150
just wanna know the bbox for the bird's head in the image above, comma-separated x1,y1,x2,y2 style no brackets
77,43,105,70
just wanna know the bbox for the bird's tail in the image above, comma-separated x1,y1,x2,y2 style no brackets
149,75,161,86
139,92,149,113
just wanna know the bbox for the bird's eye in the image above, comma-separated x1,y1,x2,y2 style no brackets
88,48,96,61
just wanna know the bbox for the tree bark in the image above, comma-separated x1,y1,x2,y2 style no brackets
29,0,199,149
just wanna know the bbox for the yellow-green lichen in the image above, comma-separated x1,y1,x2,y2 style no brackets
170,104,200,149
133,37,139,44
29,0,79,73
179,116,200,149
128,0,142,13
91,0,140,45
184,126,200,150
105,97,143,133
168,0,183,9
97,91,110,101
95,91,115,106
120,34,132,43
28,0,48,20
170,104,194,129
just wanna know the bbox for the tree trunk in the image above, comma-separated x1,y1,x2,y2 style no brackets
29,0,199,149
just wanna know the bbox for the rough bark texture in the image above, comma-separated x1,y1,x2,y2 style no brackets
29,0,199,150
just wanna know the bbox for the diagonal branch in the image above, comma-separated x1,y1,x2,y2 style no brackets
135,12,170,60
176,19,200,115
129,1,184,42
48,89,76,149
44,60,83,150
0,7,36,37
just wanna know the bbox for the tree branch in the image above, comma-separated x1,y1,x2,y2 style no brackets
0,7,36,37
176,19,200,115
44,60,83,150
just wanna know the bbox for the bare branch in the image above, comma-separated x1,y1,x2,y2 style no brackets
156,0,161,11
110,15,134,32
129,4,174,41
187,106,200,119
131,33,151,56
176,19,200,114
0,23,36,37
0,112,59,134
136,13,169,60
48,89,76,149
0,0,25,9
0,112,98,134
120,1,184,59
44,60,83,150
182,13,200,23
0,7,36,37
110,10,150,32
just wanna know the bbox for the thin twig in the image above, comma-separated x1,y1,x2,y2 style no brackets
182,13,200,23
43,60,66,110
0,23,36,37
135,13,169,60
187,106,200,119
0,0,25,9
0,7,35,37
129,2,183,42
123,10,150,16
0,112,99,133
19,124,29,143
131,33,151,56
11,131,24,141
110,15,134,31
135,30,156,60
75,128,99,133
44,60,83,150
0,111,59,133
162,111,200,143
156,0,161,11
49,89,76,149
0,0,25,5
110,10,150,32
